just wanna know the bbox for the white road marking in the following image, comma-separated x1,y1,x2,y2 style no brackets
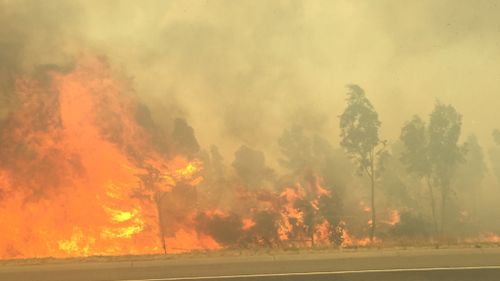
113,265,500,281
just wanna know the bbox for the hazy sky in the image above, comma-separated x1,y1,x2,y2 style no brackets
2,0,500,163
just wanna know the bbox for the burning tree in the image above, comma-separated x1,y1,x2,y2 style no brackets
278,125,345,245
339,85,384,242
318,194,344,246
136,166,168,254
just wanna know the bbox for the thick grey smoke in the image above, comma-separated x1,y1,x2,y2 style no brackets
2,0,500,159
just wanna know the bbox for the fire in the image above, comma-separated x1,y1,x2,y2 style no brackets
360,201,371,212
165,229,221,253
0,55,382,259
108,209,136,223
278,186,306,241
176,163,198,177
0,56,208,258
383,209,400,226
242,218,256,231
276,180,335,246
57,229,92,256
340,225,376,247
469,233,500,243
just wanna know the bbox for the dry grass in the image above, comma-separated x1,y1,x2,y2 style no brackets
2,240,499,266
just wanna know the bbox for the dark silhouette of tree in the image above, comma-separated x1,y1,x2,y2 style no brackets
232,145,273,189
378,142,422,212
456,135,486,220
278,125,313,172
172,118,200,156
278,126,346,245
136,166,168,254
196,212,243,247
199,145,227,204
428,103,465,233
209,145,225,180
250,210,280,247
339,84,384,242
490,129,500,187
392,211,431,238
318,194,343,246
400,115,438,235
293,198,317,246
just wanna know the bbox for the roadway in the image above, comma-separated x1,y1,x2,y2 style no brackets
1,247,500,281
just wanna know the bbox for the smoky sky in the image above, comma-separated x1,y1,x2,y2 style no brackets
1,0,500,166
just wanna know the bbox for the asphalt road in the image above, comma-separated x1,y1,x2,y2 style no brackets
1,248,500,281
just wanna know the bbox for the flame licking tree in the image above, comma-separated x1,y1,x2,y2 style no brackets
136,166,168,254
0,56,211,258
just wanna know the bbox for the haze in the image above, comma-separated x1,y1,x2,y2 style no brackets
1,0,500,258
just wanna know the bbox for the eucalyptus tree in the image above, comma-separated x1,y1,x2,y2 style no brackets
490,129,500,187
400,116,438,235
339,85,384,241
456,135,486,219
400,102,465,235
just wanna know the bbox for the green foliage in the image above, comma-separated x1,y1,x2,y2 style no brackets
428,103,465,188
378,142,422,210
490,129,500,185
278,125,353,195
399,102,466,234
456,135,486,192
400,116,430,178
278,125,349,244
339,84,382,174
318,194,344,245
401,103,465,185
293,199,316,238
339,84,383,241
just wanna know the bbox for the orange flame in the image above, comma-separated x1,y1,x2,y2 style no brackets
0,56,210,258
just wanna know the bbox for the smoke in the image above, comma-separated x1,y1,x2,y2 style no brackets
2,0,500,254
2,0,500,159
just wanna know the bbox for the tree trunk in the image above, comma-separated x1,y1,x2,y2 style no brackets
369,159,376,242
440,186,448,235
472,191,478,221
426,177,439,237
155,192,167,255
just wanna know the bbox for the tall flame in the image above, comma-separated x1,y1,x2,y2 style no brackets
0,56,210,258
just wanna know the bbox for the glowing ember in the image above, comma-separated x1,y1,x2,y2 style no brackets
242,218,256,231
360,201,371,212
384,209,401,226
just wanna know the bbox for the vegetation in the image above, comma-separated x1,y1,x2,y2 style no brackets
191,88,498,250
339,85,385,241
